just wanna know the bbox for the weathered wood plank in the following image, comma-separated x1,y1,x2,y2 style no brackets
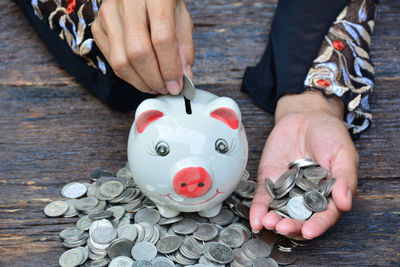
1,0,400,266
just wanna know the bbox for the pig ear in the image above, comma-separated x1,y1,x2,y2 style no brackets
134,99,166,134
207,97,241,130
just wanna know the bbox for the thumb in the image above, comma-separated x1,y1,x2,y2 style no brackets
331,146,359,212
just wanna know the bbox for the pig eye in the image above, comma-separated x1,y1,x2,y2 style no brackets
155,141,170,156
215,138,229,154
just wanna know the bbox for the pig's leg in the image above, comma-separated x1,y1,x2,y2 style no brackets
156,204,180,218
197,202,222,218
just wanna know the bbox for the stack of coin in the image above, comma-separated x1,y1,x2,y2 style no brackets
45,163,320,266
265,158,335,220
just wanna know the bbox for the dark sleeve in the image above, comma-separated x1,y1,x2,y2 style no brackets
17,0,151,111
241,0,377,137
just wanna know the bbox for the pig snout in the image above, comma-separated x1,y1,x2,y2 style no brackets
173,167,212,198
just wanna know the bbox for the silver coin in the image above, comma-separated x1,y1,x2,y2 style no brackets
131,241,157,261
151,256,175,267
269,197,289,210
288,158,318,169
77,215,92,231
319,178,336,197
287,196,312,220
303,166,328,180
89,210,113,220
303,190,328,212
288,186,304,198
91,226,117,244
193,223,219,241
134,208,161,225
44,200,69,217
99,180,124,198
295,177,318,191
244,238,272,258
108,256,134,267
180,235,203,259
90,170,113,181
203,242,234,264
59,247,84,267
172,218,199,235
62,182,87,199
74,197,99,212
142,198,157,209
269,248,296,265
218,226,245,248
64,199,79,217
107,206,125,220
132,260,152,267
181,74,196,100
156,235,183,254
84,258,110,267
117,224,137,242
198,255,225,266
265,178,276,199
60,227,84,240
233,203,249,219
252,257,279,267
158,215,183,226
272,209,290,218
209,208,235,226
107,238,133,259
274,169,296,190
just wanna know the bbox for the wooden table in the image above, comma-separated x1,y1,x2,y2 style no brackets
1,0,399,266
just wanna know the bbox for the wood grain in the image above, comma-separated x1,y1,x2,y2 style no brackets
0,0,399,266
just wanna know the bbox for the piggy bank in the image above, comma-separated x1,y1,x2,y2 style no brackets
127,89,248,218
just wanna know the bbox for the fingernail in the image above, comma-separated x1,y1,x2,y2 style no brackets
251,228,260,234
276,232,289,236
186,64,193,79
347,188,352,200
166,80,180,95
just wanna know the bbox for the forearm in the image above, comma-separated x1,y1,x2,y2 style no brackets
275,90,344,123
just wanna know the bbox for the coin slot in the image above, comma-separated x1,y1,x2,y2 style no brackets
184,97,192,115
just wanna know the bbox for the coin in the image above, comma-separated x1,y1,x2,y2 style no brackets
151,256,175,267
44,200,69,217
193,223,218,241
295,177,318,191
59,247,84,267
319,178,336,197
91,226,117,244
89,170,113,181
252,257,279,267
274,169,296,190
233,203,250,219
60,227,84,241
99,180,124,198
303,190,328,212
89,210,113,220
108,256,134,267
209,208,235,226
269,197,289,210
288,158,318,169
269,247,296,265
107,238,134,259
218,226,245,248
77,215,92,231
265,178,276,199
74,197,99,212
172,218,199,235
303,166,328,180
244,238,272,258
132,260,152,267
64,199,79,217
287,196,312,220
134,208,161,225
181,75,196,100
62,182,88,199
158,216,183,226
156,235,183,254
117,224,137,242
131,241,157,261
203,242,234,264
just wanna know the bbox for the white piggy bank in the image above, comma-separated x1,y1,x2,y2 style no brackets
127,89,248,218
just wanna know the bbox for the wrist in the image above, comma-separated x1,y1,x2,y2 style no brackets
275,90,344,123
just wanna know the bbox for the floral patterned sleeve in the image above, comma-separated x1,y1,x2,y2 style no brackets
304,0,377,136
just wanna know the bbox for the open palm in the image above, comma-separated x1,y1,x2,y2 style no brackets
250,111,358,240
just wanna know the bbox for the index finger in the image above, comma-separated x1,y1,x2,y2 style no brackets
146,0,183,95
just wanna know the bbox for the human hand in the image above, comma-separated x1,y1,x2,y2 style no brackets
250,90,358,240
92,0,194,95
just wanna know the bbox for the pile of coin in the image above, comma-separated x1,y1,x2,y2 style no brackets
265,158,335,220
43,161,324,266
